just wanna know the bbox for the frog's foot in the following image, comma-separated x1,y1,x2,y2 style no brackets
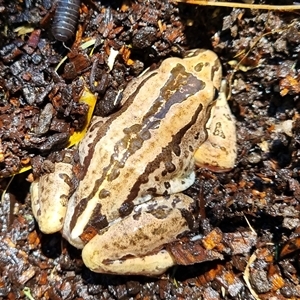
81,194,195,276
194,80,237,172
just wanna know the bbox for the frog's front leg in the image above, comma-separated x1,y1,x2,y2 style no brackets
80,194,195,276
31,160,74,233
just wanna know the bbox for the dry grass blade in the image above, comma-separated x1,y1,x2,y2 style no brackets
173,0,300,10
243,253,261,300
1,175,14,204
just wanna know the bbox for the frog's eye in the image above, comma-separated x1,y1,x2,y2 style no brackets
213,87,219,101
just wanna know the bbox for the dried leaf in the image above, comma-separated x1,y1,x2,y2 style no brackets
167,237,224,265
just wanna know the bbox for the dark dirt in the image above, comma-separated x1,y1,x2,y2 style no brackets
0,0,300,299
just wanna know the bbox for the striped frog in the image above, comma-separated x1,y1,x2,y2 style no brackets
31,49,236,276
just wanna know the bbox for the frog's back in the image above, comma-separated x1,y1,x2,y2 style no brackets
63,49,222,248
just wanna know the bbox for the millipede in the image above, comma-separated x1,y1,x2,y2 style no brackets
52,0,80,42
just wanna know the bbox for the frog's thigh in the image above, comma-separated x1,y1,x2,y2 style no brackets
82,194,194,276
194,80,237,171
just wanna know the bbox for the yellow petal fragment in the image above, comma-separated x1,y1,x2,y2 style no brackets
67,86,97,147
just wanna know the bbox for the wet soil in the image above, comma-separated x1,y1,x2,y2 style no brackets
1,0,300,299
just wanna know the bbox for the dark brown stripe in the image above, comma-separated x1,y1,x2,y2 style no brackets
80,71,158,180
102,65,204,186
124,101,205,203
70,72,158,232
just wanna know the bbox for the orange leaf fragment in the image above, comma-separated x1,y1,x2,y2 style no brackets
279,74,300,96
202,228,223,250
280,236,300,257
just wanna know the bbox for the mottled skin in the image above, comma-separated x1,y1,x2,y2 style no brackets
31,49,236,275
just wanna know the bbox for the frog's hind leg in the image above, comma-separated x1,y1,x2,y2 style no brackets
194,80,237,172
81,193,195,276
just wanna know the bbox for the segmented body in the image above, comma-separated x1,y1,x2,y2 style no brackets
52,0,80,41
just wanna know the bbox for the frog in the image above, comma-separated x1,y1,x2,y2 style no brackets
30,49,237,276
